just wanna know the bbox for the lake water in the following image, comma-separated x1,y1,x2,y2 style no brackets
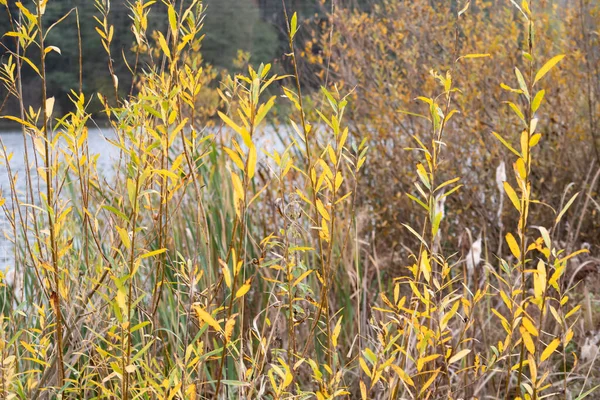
0,124,290,283
0,127,120,280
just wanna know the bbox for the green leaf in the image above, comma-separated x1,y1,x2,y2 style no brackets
575,385,600,400
290,12,298,38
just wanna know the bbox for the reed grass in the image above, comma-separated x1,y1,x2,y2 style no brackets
0,0,598,399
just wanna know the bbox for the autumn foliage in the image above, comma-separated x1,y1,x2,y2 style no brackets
0,0,599,399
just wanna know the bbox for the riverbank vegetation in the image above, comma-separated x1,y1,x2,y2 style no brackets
0,0,599,399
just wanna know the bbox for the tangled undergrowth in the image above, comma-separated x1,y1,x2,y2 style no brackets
0,0,598,399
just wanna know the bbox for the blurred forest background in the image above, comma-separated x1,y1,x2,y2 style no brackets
0,0,336,116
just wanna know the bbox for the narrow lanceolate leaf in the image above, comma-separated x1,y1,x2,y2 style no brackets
290,12,298,37
521,328,535,354
316,198,330,221
420,250,432,283
332,315,343,347
493,131,521,157
235,279,252,299
168,5,177,34
218,111,252,147
532,90,545,113
247,144,257,179
193,305,221,332
293,269,314,287
391,365,415,386
504,182,521,212
419,369,440,396
140,248,167,259
534,55,565,85
514,67,529,98
156,31,171,59
360,380,368,400
505,233,521,259
540,338,560,362
522,316,539,336
224,317,236,342
449,349,471,365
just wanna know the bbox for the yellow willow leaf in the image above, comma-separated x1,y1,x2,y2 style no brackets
391,364,415,387
528,354,537,384
533,260,546,299
332,315,343,347
417,354,440,372
224,317,236,342
448,348,471,365
293,269,313,287
548,263,565,290
320,218,330,242
359,357,371,378
167,5,177,34
0,115,37,130
522,0,532,15
156,31,171,59
140,248,166,259
515,158,527,181
441,301,460,330
335,172,343,191
360,380,368,400
420,250,431,283
506,233,521,259
521,328,535,354
192,305,221,332
460,53,491,60
218,111,252,147
564,329,574,346
532,90,546,113
279,359,293,389
116,289,127,316
529,133,542,148
541,338,560,362
219,259,232,289
565,305,581,319
534,55,565,85
186,384,197,400
419,369,440,397
231,171,245,217
116,226,131,249
522,317,538,337
45,96,55,119
316,198,330,222
504,181,521,212
223,147,245,170
235,280,251,299
247,144,257,179
520,129,530,160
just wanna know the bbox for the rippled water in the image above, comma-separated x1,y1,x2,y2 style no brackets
0,128,120,277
